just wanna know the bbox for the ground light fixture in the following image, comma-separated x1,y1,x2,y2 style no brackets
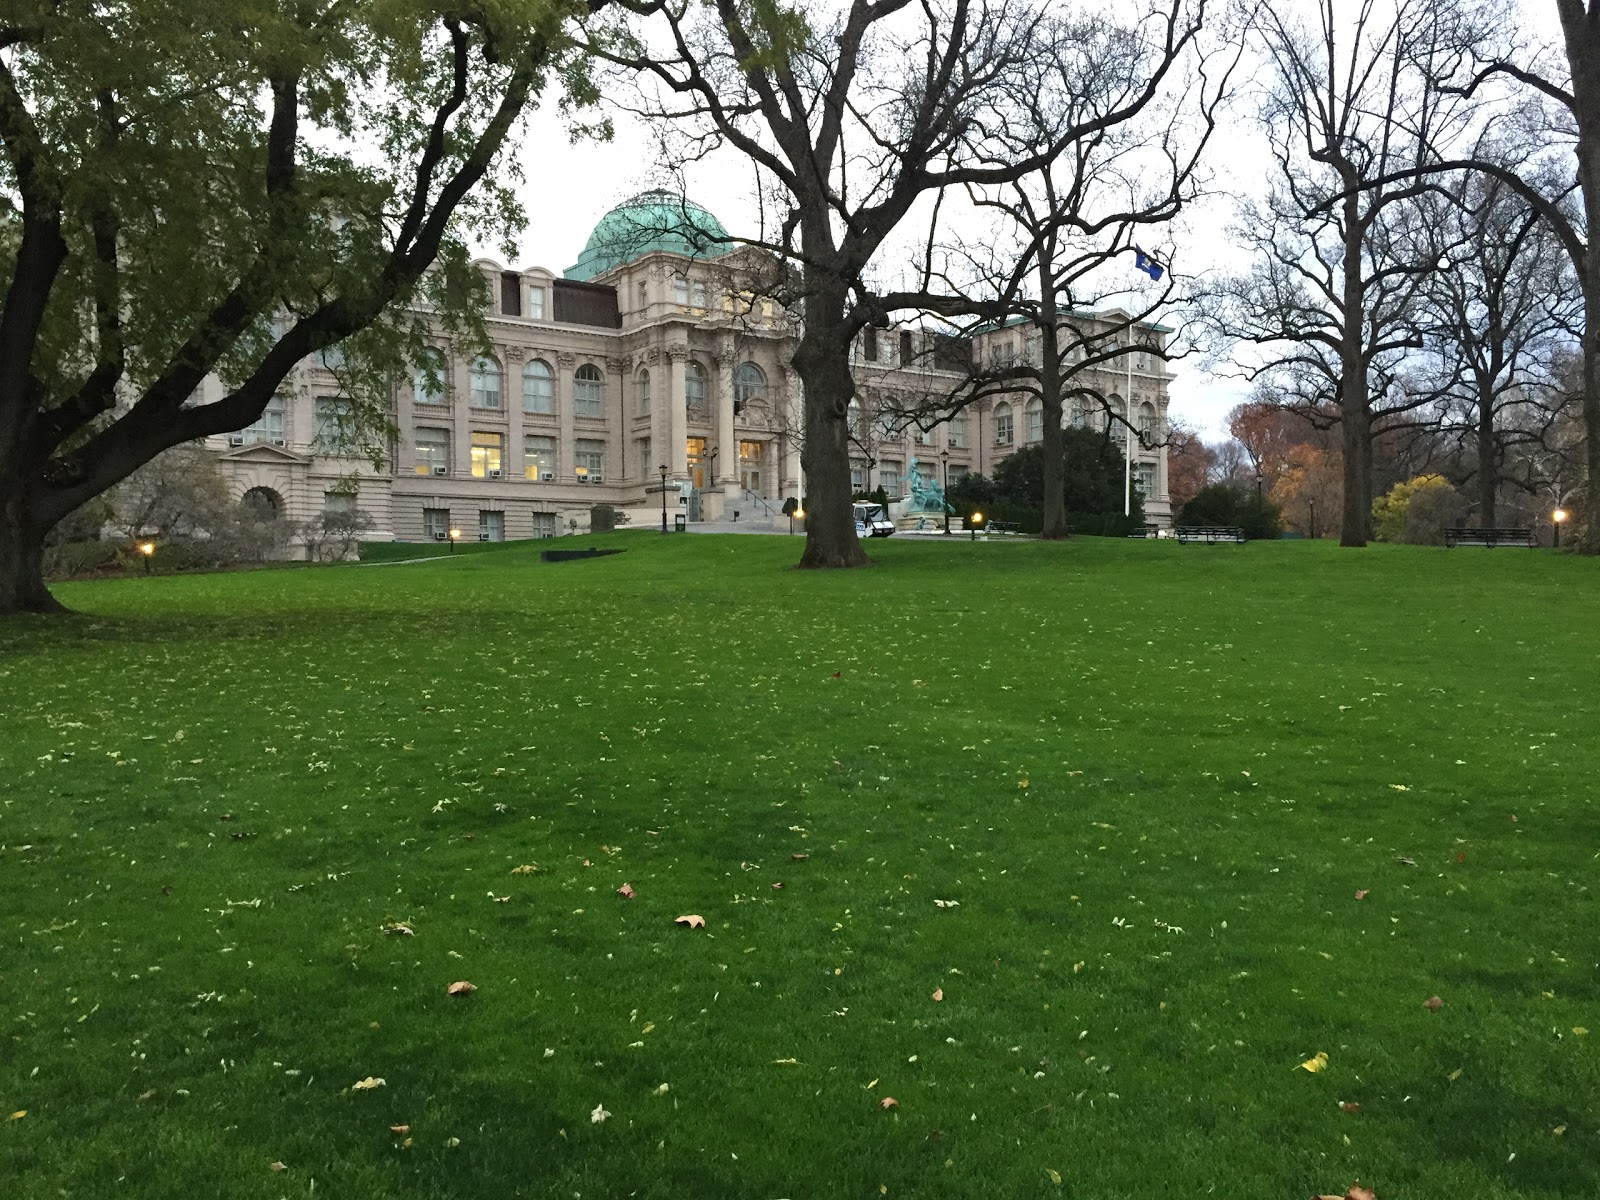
1553,507,1568,548
941,449,951,535
448,527,460,554
970,511,984,542
138,541,154,573
659,465,669,534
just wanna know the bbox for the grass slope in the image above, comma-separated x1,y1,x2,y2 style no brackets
1,534,1596,1199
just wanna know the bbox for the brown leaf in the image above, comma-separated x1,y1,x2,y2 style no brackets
1340,1102,1361,1114
931,988,944,1002
269,1162,287,1172
446,980,477,996
791,853,809,861
1353,889,1369,901
1456,851,1466,863
878,1096,898,1110
1423,995,1443,1011
389,1124,410,1135
510,865,537,875
617,883,635,899
1347,1186,1377,1200
674,914,705,929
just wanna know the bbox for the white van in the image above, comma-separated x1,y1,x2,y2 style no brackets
853,502,896,538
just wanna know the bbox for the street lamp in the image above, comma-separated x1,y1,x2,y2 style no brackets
941,449,951,536
138,541,154,574
970,511,984,542
1254,470,1263,500
1308,498,1316,540
1553,507,1568,549
448,527,460,554
659,464,669,534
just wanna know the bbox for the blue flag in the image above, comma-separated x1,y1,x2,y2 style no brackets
1134,248,1165,281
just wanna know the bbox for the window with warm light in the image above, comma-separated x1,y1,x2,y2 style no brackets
470,431,503,477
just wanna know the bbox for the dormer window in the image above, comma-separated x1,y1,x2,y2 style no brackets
499,272,522,317
527,286,545,320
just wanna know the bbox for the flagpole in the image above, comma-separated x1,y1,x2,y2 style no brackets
1124,333,1132,517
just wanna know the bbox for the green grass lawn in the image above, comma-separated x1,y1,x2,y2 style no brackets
2,534,1596,1199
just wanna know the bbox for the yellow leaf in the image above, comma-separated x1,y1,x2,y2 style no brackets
352,1076,386,1091
8,1110,25,1120
771,1058,799,1066
1299,1052,1328,1073
866,1078,878,1089
1573,1027,1589,1036
1017,778,1030,789
1045,1167,1062,1185
1554,1125,1567,1136
1448,1068,1462,1081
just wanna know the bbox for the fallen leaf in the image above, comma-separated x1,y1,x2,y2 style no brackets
590,1104,610,1124
1340,1102,1361,1114
136,1090,155,1101
1554,1124,1566,1135
269,1162,287,1172
1395,857,1416,867
1423,995,1443,1011
1509,814,1517,822
1448,1068,1462,1081
389,1124,410,1135
1348,1186,1377,1200
1456,852,1466,863
771,1058,800,1065
1299,1051,1329,1073
1574,1026,1589,1036
879,1096,898,1110
674,914,705,929
352,1077,386,1091
380,921,414,936
791,853,809,861
1389,784,1409,791
510,865,537,875
1354,889,1369,901
490,895,509,903
653,1083,670,1096
446,981,477,996
933,899,959,909
1045,1168,1062,1185
931,988,944,1002
617,883,635,899
8,1110,25,1120
1017,777,1030,789
832,671,841,678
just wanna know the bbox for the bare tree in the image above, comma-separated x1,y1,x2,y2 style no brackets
1210,0,1487,545
591,0,1209,565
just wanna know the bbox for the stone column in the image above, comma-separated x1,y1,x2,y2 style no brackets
646,347,668,478
556,351,577,480
504,345,525,481
778,365,802,501
607,355,629,483
667,343,689,480
451,341,472,476
715,335,737,490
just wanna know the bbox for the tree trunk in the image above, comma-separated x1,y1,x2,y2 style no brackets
1339,396,1372,546
1339,190,1372,547
1038,263,1068,540
1560,5,1600,552
1476,371,1497,527
0,488,63,615
793,301,870,570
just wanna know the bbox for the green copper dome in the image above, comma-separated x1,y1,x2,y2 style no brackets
564,191,733,281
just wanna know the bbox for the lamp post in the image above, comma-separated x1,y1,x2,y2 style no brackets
970,511,984,542
448,527,460,554
1553,506,1568,549
941,449,951,536
138,541,154,574
1308,498,1316,540
1254,470,1263,500
659,464,669,534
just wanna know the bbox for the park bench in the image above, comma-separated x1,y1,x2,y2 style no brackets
1444,526,1536,548
1175,526,1246,544
987,521,1023,535
1127,524,1161,538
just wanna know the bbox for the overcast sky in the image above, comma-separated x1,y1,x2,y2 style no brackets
487,0,1563,442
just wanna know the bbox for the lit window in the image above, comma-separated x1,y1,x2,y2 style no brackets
685,362,707,414
1026,399,1043,442
523,359,554,414
994,402,1014,446
470,355,502,408
637,369,651,415
414,427,448,475
314,397,354,452
242,394,286,444
413,348,446,405
733,363,767,407
575,438,606,482
524,435,555,480
574,364,604,418
470,431,504,477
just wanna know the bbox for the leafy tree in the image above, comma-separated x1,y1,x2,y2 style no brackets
1372,474,1456,542
1176,484,1281,539
993,427,1139,515
0,0,597,613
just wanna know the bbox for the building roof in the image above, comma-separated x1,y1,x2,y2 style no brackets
564,191,733,281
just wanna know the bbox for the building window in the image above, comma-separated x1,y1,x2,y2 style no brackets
1139,401,1158,440
1106,397,1126,439
863,328,879,362
638,437,653,478
685,361,708,415
738,440,765,493
479,510,504,541
1025,336,1041,365
317,343,345,370
637,368,651,415
847,398,864,439
900,330,914,366
471,431,504,478
575,438,606,482
414,427,449,475
523,359,554,414
873,405,899,442
500,272,522,317
637,281,648,309
531,511,556,538
574,364,604,418
1071,401,1088,428
524,434,556,480
880,459,903,498
1026,398,1043,442
413,348,446,405
948,465,970,486
243,394,286,444
423,507,449,541
914,424,931,446
324,491,356,517
673,276,690,305
947,411,967,449
915,460,936,488
527,287,545,320
686,435,707,488
1134,462,1156,499
692,279,706,307
470,354,502,408
733,362,766,407
314,397,355,453
994,402,1014,445
850,457,868,493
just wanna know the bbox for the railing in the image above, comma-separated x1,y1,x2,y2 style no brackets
740,489,777,517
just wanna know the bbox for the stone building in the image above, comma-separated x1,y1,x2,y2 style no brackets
201,191,1173,545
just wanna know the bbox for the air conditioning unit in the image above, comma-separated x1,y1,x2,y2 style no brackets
588,475,604,484
433,531,447,541
488,468,502,478
479,532,490,542
271,438,286,446
539,471,554,482
227,435,245,446
431,465,447,477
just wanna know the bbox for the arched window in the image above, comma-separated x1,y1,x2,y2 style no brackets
241,487,282,522
522,359,554,414
1138,401,1157,440
413,348,445,405
847,398,864,438
1025,398,1043,442
637,368,651,416
1106,396,1126,439
470,354,502,409
685,361,708,414
734,362,767,407
994,401,1014,445
1070,401,1088,428
574,364,604,418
